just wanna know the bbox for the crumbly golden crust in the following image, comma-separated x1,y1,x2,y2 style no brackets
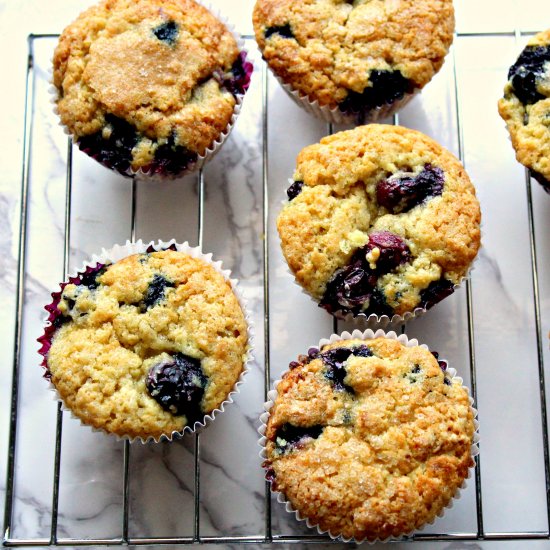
253,0,455,108
498,30,550,183
264,337,475,541
277,124,481,316
53,0,239,166
46,250,248,440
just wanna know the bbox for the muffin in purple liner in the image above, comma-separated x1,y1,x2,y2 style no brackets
53,0,253,178
498,29,550,194
38,245,250,441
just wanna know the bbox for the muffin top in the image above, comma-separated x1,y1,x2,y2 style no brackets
44,249,248,440
53,0,250,175
263,337,475,541
498,29,550,191
277,124,481,318
253,0,455,111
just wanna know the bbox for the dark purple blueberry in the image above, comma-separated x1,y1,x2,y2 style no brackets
52,314,70,329
145,244,178,254
274,423,323,454
419,278,455,310
78,265,107,290
264,467,276,482
320,347,354,392
222,52,253,97
508,45,550,105
366,231,411,273
339,70,413,121
376,164,445,214
443,377,452,386
431,351,448,371
146,353,207,421
308,347,320,359
404,364,423,383
320,231,409,316
152,20,179,45
264,23,294,39
78,114,139,176
151,133,198,176
142,274,174,311
411,364,421,374
352,345,373,358
530,169,550,194
286,180,304,201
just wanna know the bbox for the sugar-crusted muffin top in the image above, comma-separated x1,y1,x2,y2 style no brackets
277,124,481,318
53,0,248,174
45,250,248,440
253,0,455,110
498,29,550,191
264,337,475,541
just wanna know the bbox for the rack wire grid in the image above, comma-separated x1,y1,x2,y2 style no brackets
3,25,550,548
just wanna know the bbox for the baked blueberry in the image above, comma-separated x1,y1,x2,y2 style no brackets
152,20,179,46
78,115,139,175
152,134,198,176
274,423,323,454
142,274,175,310
419,278,455,310
339,70,413,120
320,347,354,392
287,181,304,201
377,164,445,214
146,353,207,421
78,265,107,290
222,52,253,97
366,231,411,273
265,24,294,39
508,45,550,105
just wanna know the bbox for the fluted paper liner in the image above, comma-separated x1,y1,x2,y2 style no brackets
38,239,254,444
258,328,480,544
49,1,253,180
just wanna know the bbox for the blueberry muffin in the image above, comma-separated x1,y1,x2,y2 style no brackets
277,124,481,320
53,0,252,177
39,248,249,440
498,30,550,193
263,336,476,541
253,0,454,123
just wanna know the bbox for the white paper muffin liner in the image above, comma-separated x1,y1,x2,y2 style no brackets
38,239,254,444
274,73,417,125
278,178,480,328
49,0,253,181
258,328,480,544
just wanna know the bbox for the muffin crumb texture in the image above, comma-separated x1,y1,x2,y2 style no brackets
277,124,481,318
253,0,455,111
498,29,550,191
264,338,475,541
44,250,248,440
53,0,248,175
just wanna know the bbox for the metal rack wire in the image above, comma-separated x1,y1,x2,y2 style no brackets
3,30,550,546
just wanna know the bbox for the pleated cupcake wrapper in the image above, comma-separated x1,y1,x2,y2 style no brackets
279,179,480,328
258,328,480,544
273,73,416,125
49,0,253,181
38,239,254,444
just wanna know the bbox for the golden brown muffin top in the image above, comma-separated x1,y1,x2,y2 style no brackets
277,124,481,317
253,0,455,109
46,250,248,441
498,29,550,187
264,337,475,541
53,0,241,168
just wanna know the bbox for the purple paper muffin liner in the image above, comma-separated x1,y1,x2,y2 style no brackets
38,239,254,443
50,1,253,180
258,328,480,544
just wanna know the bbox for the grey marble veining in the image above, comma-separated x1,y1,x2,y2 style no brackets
2,0,550,548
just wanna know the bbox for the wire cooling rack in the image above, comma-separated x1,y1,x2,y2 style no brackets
3,30,550,546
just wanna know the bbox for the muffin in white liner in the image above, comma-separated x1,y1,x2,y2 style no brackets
277,124,482,325
253,0,454,125
51,0,253,180
259,329,479,543
38,240,253,443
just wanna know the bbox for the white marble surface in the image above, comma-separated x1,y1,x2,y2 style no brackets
2,1,550,549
